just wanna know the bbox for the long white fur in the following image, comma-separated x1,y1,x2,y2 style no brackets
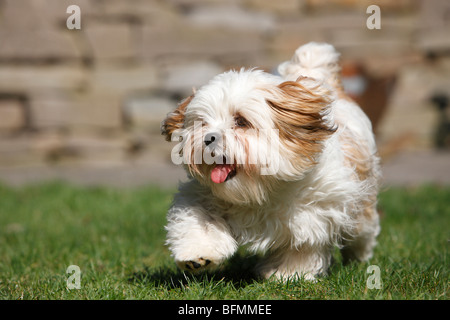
164,42,380,280
278,42,341,85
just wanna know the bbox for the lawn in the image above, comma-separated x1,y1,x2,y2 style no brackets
0,182,448,300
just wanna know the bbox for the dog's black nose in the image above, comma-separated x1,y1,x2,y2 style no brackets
204,132,220,146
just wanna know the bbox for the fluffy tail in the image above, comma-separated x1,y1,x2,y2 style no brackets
278,42,341,89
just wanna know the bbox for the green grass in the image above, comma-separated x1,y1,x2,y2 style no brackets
0,182,448,300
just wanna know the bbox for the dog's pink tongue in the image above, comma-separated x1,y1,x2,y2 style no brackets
211,164,232,184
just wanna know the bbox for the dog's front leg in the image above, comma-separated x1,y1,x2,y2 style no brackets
165,205,237,273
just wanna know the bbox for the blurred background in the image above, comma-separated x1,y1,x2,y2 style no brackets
0,0,449,188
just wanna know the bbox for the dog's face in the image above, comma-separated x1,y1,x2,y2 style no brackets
162,69,335,205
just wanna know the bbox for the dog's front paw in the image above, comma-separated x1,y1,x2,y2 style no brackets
166,211,238,273
177,257,214,272
170,237,232,273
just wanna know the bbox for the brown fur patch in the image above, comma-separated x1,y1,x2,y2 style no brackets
337,122,380,228
339,132,372,181
337,119,380,186
161,94,194,141
237,130,261,177
266,79,336,167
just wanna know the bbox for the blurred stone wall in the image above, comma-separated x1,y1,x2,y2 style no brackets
0,0,449,171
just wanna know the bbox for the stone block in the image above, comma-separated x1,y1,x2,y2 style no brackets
161,61,224,97
417,0,450,30
267,13,370,63
59,134,127,165
332,30,413,60
243,0,302,16
29,88,123,130
0,0,82,61
267,19,329,64
185,4,275,32
70,90,123,129
28,91,73,129
0,99,26,131
31,131,65,156
123,95,176,130
85,22,136,61
0,28,82,62
0,135,45,166
91,65,159,93
139,22,266,62
416,29,450,54
93,0,177,21
0,66,88,92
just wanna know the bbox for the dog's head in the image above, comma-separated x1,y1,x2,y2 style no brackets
162,69,335,205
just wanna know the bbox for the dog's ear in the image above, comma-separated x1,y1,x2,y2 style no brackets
161,94,194,141
266,77,336,167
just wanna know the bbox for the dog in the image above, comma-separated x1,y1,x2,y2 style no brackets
161,42,380,281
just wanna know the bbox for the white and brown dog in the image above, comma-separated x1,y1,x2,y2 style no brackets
162,42,380,281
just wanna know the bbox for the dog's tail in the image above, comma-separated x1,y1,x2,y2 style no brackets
278,42,341,89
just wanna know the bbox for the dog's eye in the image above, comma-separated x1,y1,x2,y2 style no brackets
234,115,250,128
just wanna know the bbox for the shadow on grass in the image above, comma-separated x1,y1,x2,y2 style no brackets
128,253,263,289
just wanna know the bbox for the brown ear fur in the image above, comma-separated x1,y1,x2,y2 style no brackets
266,78,336,165
161,94,194,141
